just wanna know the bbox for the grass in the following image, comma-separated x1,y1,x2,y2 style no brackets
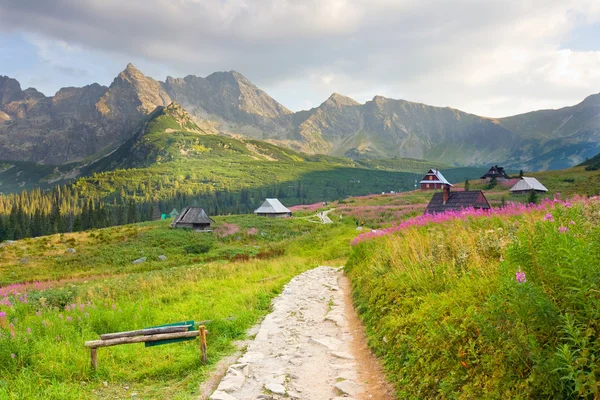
0,213,356,399
345,195,600,398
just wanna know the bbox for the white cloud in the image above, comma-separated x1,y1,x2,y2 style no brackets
0,0,599,116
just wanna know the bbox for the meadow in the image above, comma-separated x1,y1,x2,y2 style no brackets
346,195,600,398
0,214,354,399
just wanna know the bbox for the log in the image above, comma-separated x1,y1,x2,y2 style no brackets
199,325,207,364
85,330,200,348
99,325,191,340
90,348,98,370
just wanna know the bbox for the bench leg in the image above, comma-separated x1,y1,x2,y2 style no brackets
90,348,98,371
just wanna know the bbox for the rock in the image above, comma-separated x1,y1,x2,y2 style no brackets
210,391,237,400
132,257,146,264
264,383,286,395
334,380,359,396
310,337,342,351
158,255,167,261
102,381,108,387
67,248,76,253
331,351,355,360
130,394,137,398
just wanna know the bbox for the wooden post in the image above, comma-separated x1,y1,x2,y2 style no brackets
199,326,207,364
90,348,98,371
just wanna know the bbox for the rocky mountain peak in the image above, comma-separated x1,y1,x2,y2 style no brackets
323,93,360,108
0,76,24,105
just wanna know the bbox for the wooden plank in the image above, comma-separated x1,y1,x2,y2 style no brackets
85,330,200,348
90,348,98,370
199,325,207,364
100,325,191,340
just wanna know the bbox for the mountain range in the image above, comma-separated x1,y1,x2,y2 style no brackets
1,63,599,170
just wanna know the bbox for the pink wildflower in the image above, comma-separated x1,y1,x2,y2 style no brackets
0,311,6,319
66,316,73,322
558,226,568,233
26,327,31,333
11,353,15,359
58,314,63,319
544,213,554,221
516,271,526,283
569,220,576,225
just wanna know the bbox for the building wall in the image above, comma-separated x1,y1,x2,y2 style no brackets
256,213,290,218
420,182,444,190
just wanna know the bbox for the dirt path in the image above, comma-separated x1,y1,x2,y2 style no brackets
318,209,334,224
208,266,392,400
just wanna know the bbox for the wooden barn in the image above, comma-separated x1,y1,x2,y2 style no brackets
254,198,292,218
420,169,452,190
481,165,510,182
424,185,491,214
509,177,548,195
171,207,214,231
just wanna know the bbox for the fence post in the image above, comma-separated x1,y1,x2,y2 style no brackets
199,326,207,364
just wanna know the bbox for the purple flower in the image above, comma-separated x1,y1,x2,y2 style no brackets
516,271,526,283
11,353,15,359
66,316,73,322
544,213,554,221
0,311,6,319
26,327,31,333
569,220,576,225
558,226,568,233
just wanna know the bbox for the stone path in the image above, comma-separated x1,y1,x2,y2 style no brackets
318,209,334,224
209,266,365,400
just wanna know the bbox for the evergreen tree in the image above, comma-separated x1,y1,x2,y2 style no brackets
527,190,539,205
519,169,524,178
464,178,470,192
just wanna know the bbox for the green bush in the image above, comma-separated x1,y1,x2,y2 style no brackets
184,242,211,254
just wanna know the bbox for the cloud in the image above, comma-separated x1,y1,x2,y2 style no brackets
0,0,599,116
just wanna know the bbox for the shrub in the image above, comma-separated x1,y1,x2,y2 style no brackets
184,243,211,254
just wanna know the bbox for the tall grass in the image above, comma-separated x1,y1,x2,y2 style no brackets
346,196,600,398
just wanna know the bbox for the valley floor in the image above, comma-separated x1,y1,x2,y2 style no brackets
207,266,392,400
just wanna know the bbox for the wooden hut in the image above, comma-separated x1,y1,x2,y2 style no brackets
424,185,491,214
420,169,452,190
481,165,510,182
509,177,548,195
254,199,291,218
171,207,214,231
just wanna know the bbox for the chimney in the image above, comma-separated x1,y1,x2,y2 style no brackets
442,184,450,204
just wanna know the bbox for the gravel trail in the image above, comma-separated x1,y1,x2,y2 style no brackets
208,266,387,400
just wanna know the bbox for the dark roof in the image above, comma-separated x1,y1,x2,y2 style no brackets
481,165,509,179
424,190,491,214
172,207,214,224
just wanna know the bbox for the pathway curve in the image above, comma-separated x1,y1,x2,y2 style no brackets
318,209,334,224
208,266,390,400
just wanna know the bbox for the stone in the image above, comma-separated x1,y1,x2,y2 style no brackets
264,383,286,395
158,255,167,261
331,351,355,360
67,248,76,253
334,380,359,396
217,368,246,392
310,337,342,351
132,257,146,264
210,391,237,400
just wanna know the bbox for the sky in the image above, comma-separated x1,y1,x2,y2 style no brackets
0,0,599,118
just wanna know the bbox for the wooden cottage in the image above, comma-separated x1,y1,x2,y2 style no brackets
509,177,548,195
254,198,292,218
420,169,452,190
481,165,510,182
171,207,214,231
424,185,491,214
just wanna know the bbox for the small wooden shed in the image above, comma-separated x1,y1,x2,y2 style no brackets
424,185,491,214
481,165,510,182
254,199,291,218
420,169,452,190
171,207,214,231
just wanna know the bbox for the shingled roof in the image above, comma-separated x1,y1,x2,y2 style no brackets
254,199,291,214
424,190,491,214
510,177,548,192
172,207,213,224
419,169,452,185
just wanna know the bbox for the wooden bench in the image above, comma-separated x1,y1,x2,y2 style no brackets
84,324,207,370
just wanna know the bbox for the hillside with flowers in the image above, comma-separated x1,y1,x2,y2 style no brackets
346,194,600,398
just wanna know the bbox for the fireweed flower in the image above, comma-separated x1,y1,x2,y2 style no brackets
569,220,576,225
544,213,554,221
516,271,526,283
558,226,568,233
26,327,31,333
11,353,15,359
66,316,73,322
0,311,6,318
